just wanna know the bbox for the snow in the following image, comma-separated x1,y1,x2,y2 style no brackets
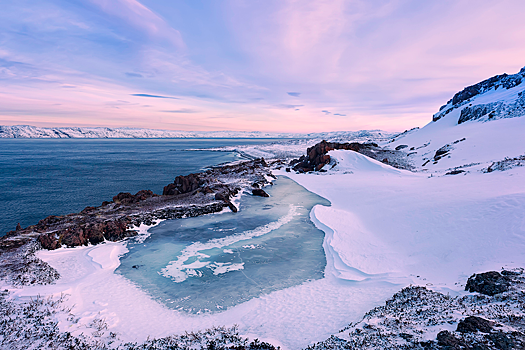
4,87,525,348
386,110,525,172
11,139,523,348
7,131,525,348
0,125,396,141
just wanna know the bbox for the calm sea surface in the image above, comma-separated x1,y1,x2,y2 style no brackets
0,138,283,235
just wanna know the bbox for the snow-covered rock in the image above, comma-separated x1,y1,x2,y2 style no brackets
386,66,525,173
433,66,525,124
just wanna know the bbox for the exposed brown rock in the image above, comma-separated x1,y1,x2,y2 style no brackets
252,189,270,197
37,233,60,250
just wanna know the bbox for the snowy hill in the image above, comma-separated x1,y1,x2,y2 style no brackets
386,66,525,173
0,125,396,141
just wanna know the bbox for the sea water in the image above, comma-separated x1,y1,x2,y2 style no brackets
118,176,330,313
0,138,283,235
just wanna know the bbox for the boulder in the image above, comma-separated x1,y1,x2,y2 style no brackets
465,271,510,296
436,330,466,349
37,233,60,250
456,316,494,333
163,173,203,195
252,189,269,197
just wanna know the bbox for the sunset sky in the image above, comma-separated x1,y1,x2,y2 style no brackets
1,0,525,132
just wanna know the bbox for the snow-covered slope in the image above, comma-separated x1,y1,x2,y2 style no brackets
386,66,525,173
0,125,396,141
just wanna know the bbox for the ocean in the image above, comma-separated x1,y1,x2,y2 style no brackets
0,138,283,236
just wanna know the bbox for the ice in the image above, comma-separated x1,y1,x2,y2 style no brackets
117,176,330,313
159,204,299,283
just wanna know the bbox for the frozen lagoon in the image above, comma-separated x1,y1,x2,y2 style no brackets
118,176,330,313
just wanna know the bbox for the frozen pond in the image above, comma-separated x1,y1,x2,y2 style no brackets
117,176,330,313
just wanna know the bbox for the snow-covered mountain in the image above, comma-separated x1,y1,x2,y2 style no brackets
386,66,525,173
0,125,396,141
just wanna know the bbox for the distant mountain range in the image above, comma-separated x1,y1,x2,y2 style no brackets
0,125,396,141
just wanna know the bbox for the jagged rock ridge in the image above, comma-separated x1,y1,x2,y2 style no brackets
433,66,525,124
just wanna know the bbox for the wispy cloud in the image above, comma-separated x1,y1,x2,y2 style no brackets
1,0,525,132
161,109,198,113
125,72,143,78
131,93,178,99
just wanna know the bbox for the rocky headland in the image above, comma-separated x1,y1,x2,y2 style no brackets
289,140,413,173
0,158,274,286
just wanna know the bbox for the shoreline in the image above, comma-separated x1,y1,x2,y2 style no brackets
1,173,404,349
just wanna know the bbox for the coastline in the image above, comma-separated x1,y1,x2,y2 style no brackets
1,142,525,349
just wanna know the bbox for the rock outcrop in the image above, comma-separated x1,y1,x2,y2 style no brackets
1,158,273,251
290,140,412,172
465,271,510,296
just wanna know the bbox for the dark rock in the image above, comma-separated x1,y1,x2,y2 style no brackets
292,140,373,173
436,330,466,349
163,173,203,195
113,190,156,204
81,206,96,213
60,227,87,247
252,182,260,188
465,271,510,296
457,316,494,333
395,144,409,150
215,192,227,201
37,233,60,250
487,332,514,350
227,201,238,213
285,167,291,172
502,269,523,276
434,145,452,161
445,170,465,175
252,189,269,197
15,223,22,231
113,192,133,204
83,223,105,245
459,105,497,124
103,219,133,241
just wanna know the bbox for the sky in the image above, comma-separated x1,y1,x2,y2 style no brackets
1,0,525,133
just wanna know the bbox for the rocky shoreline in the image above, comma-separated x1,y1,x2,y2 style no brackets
0,157,275,286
